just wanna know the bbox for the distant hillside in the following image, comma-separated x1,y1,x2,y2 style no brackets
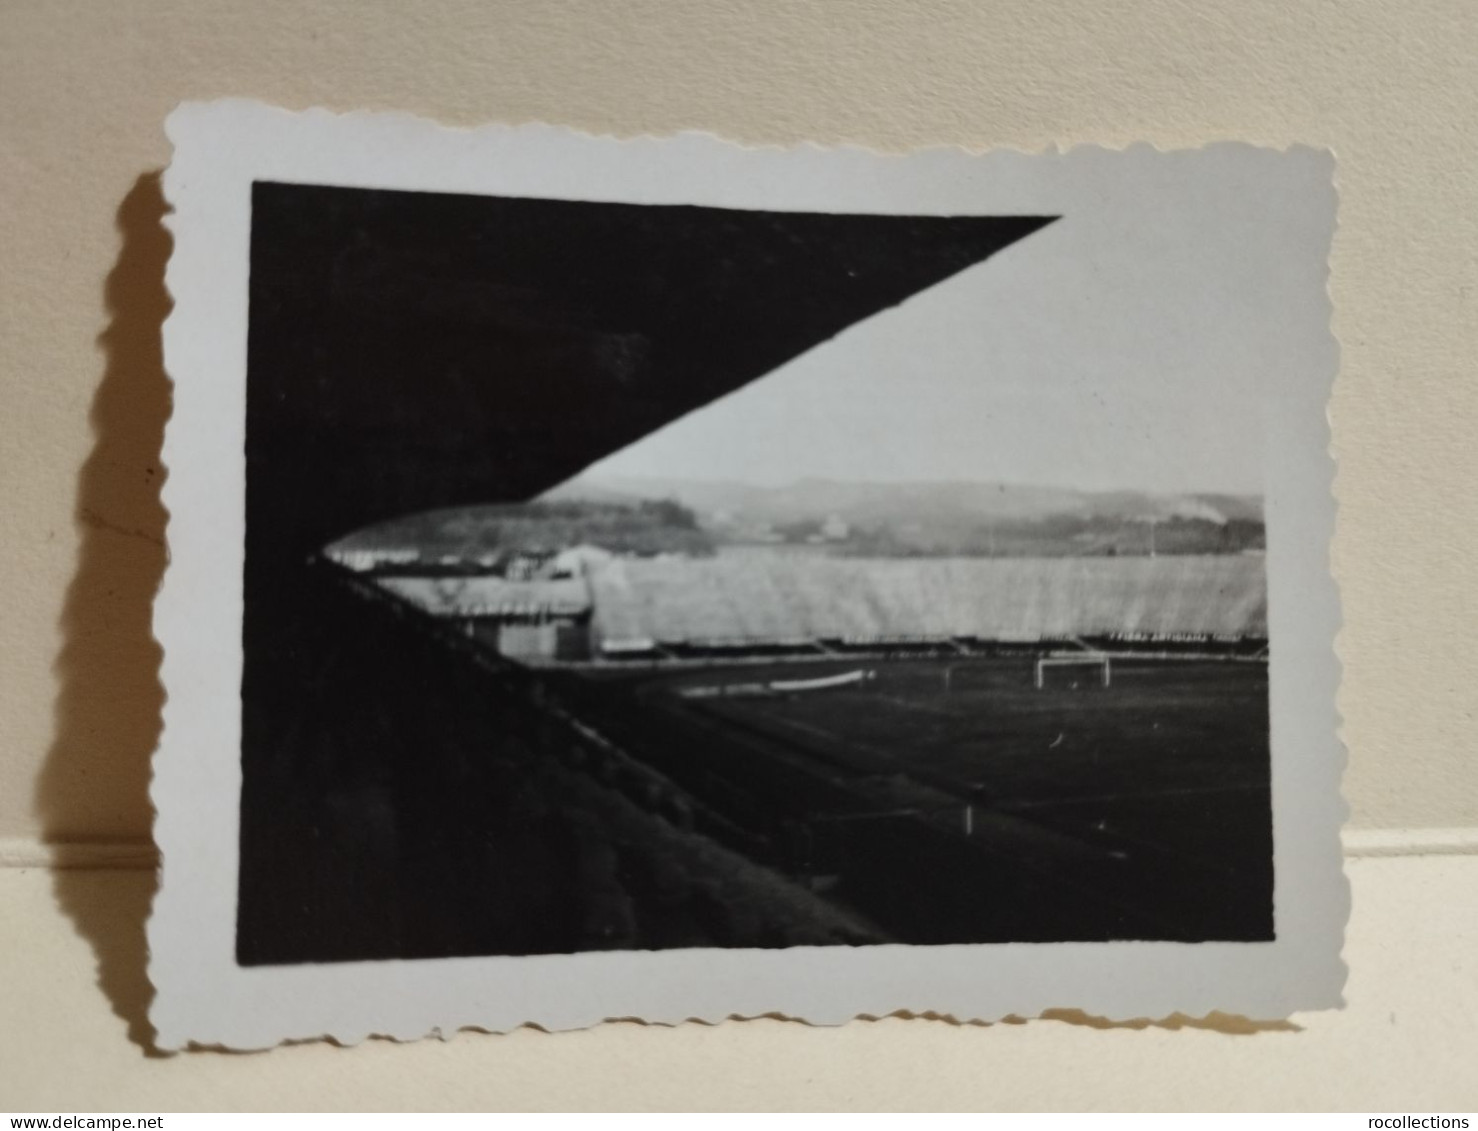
543,476,1265,557
330,499,715,561
547,475,1261,523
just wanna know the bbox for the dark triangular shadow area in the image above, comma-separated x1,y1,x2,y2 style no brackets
236,185,1058,967
247,183,1055,560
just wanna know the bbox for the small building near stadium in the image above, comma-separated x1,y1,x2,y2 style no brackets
375,574,594,662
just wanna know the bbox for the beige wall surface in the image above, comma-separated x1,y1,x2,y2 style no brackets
3,0,1477,843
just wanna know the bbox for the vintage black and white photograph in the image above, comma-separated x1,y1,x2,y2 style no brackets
150,104,1344,1048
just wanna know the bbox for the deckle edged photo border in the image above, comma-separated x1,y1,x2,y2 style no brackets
151,100,1345,1050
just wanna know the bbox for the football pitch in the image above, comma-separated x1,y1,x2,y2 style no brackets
585,655,1274,942
694,658,1269,829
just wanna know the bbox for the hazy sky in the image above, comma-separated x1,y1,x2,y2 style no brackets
564,151,1322,497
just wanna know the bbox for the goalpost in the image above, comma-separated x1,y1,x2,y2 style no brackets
1034,653,1112,690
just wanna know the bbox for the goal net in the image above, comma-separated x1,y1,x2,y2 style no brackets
1034,653,1112,690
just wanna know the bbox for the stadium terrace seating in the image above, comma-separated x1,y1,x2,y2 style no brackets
587,555,1267,650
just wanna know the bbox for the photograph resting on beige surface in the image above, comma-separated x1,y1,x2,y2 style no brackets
149,100,1346,1049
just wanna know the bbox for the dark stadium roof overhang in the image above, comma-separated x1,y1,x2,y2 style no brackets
246,183,1058,568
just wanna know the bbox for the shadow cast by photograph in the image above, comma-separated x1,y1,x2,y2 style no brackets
35,170,172,1055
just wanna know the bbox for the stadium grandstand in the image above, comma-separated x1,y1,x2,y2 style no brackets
583,553,1266,655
